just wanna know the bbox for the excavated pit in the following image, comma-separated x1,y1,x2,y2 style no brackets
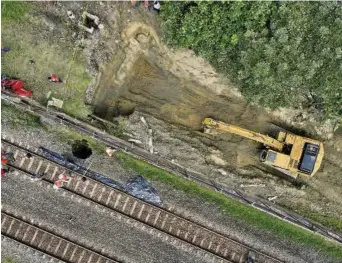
93,23,274,170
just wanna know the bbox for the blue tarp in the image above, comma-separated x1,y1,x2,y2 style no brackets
39,147,163,206
124,175,162,206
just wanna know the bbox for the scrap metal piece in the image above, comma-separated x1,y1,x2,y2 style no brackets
47,97,64,109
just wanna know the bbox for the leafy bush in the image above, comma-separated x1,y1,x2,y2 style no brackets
160,2,342,119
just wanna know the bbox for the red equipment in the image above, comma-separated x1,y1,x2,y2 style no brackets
1,152,9,177
48,74,62,83
1,152,9,166
1,79,33,97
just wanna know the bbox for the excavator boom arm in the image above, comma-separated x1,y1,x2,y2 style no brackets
203,118,284,151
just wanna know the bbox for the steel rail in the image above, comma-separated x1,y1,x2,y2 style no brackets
1,211,118,263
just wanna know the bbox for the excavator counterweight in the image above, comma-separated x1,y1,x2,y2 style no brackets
202,118,324,178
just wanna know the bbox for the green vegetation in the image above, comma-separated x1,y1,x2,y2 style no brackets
2,257,17,263
1,259,16,263
160,2,342,119
283,203,342,233
2,7,92,120
90,117,128,140
1,103,43,129
1,1,30,22
117,152,342,260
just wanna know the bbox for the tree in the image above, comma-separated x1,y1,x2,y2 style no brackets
159,2,342,119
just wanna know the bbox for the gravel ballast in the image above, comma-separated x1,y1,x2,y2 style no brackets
2,172,215,263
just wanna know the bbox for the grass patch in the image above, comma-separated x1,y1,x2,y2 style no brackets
116,152,342,260
283,204,342,233
89,117,128,140
2,16,92,120
1,1,30,22
1,103,44,129
2,260,16,263
63,99,92,120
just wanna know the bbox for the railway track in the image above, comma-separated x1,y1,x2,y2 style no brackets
3,94,342,245
2,138,283,263
1,212,118,263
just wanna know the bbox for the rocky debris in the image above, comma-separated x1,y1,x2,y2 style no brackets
78,23,94,34
314,119,337,140
217,168,227,176
205,149,227,167
123,109,342,226
148,128,153,153
125,111,213,174
105,147,117,157
268,196,278,201
128,139,143,145
240,184,266,188
140,116,148,127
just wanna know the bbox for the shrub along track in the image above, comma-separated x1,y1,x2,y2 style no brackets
1,211,118,263
2,138,283,263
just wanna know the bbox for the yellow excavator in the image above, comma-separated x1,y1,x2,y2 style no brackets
202,118,324,178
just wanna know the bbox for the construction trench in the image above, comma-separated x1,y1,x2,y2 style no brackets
1,2,342,262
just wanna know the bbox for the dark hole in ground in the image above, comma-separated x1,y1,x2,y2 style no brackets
93,100,135,120
72,139,92,159
93,104,109,119
84,16,99,30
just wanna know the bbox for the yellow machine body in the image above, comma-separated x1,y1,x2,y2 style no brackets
202,118,324,177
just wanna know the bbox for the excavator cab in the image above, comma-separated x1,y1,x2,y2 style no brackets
298,143,320,174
